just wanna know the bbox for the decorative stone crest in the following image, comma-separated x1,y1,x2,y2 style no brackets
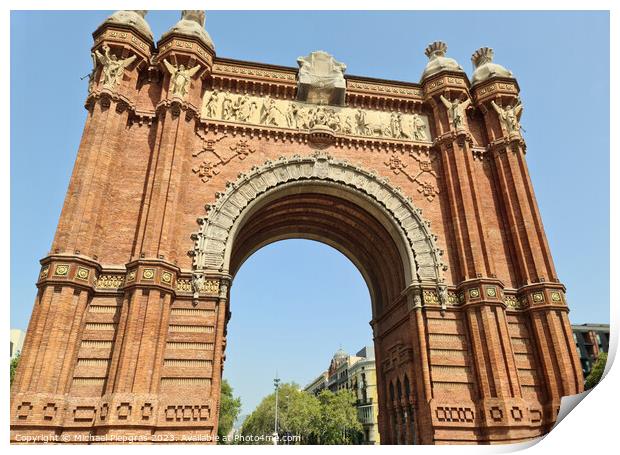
193,160,220,183
438,284,449,311
296,50,347,106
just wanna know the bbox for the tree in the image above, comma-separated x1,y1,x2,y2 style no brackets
585,352,607,390
218,379,242,443
241,382,320,444
315,389,363,444
10,353,20,386
240,383,362,445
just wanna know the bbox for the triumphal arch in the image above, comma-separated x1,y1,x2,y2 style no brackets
11,10,584,444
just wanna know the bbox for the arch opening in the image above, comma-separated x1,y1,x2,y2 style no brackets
192,155,445,445
228,184,407,315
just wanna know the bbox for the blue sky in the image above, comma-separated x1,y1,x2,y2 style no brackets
11,11,609,414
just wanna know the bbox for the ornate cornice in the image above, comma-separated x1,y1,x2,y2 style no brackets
157,35,215,68
35,254,230,299
486,135,527,155
471,78,520,104
421,71,470,99
432,130,475,150
212,59,296,83
84,88,136,113
92,25,154,62
156,98,201,121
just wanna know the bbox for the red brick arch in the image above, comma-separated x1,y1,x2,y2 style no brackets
193,154,446,289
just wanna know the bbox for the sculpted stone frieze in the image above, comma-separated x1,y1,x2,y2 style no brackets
200,90,431,142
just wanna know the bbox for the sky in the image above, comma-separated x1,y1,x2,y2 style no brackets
10,10,609,415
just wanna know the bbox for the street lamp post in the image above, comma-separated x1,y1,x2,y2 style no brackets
273,375,281,445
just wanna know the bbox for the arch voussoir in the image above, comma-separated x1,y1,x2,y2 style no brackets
192,153,447,286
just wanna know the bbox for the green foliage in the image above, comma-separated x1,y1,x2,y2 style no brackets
240,383,362,445
10,353,20,386
217,379,242,443
315,389,363,444
585,352,608,390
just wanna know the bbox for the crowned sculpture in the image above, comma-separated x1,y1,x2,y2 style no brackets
420,41,464,81
470,47,514,86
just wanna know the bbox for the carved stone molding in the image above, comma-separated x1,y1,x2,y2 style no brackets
191,154,447,284
85,89,136,114
486,136,526,155
212,62,296,82
95,274,125,290
433,130,475,150
348,80,423,98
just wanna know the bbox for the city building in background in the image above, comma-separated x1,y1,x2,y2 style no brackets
305,371,328,396
572,324,610,378
10,329,24,359
305,346,379,444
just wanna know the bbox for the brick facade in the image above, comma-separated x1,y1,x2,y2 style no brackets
10,11,583,444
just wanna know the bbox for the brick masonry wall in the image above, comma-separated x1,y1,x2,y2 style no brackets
10,18,584,445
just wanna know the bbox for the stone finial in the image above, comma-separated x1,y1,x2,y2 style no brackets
160,10,214,50
181,10,205,26
98,10,154,42
471,47,494,68
133,10,147,18
425,41,448,59
470,47,514,86
420,41,464,81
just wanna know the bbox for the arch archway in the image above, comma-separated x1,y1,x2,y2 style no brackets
192,153,446,443
193,153,446,285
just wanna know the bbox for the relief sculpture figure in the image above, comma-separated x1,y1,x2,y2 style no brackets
163,59,201,98
411,113,428,141
260,96,282,126
235,94,257,122
439,94,471,130
286,103,299,128
355,109,369,136
199,90,430,143
389,113,410,139
222,93,235,121
204,90,220,118
491,99,523,136
94,44,136,88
